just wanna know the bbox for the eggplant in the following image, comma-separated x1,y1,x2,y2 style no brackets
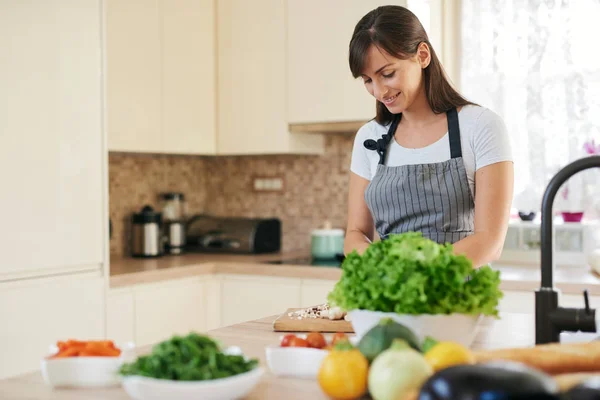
418,362,559,400
562,377,600,400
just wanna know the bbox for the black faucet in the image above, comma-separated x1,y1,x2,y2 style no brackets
536,155,600,344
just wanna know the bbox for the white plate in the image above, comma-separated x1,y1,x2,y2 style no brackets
121,346,264,400
348,310,482,347
41,342,136,388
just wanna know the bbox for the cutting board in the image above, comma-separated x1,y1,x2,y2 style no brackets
273,308,354,333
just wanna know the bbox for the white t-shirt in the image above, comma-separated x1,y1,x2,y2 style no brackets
350,105,513,198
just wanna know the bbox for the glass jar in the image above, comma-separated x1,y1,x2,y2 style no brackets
159,192,186,222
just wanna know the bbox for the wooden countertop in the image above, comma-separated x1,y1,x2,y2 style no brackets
0,312,542,400
109,252,600,295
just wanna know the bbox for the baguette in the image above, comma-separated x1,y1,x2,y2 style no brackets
474,341,600,375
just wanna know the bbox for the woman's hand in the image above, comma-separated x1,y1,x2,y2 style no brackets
453,161,515,268
344,173,375,255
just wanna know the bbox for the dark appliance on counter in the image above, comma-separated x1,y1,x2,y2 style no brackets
536,155,600,344
185,215,281,254
131,205,163,258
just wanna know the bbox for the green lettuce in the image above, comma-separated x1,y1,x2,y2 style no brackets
327,232,503,316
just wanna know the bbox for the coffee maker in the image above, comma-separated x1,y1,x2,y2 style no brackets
160,192,187,255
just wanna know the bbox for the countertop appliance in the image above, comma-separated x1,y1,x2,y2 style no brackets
131,205,163,258
160,192,186,255
536,155,600,344
186,215,281,254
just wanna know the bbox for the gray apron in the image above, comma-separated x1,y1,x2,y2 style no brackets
364,108,475,244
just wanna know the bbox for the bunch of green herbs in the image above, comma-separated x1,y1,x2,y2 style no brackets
119,333,258,381
328,232,503,316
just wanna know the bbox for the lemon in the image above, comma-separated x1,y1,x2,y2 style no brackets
424,342,475,372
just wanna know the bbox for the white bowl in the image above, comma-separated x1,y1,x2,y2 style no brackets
121,367,264,400
41,342,136,388
265,346,328,379
348,310,483,347
121,346,264,400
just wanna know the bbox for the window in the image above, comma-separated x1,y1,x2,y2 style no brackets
460,0,600,218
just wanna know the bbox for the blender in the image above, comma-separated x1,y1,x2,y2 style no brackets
160,192,187,255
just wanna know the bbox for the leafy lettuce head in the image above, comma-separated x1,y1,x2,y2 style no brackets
327,232,503,316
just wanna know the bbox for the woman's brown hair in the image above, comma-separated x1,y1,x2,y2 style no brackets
349,5,475,125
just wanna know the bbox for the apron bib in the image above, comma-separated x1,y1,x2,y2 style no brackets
364,108,475,244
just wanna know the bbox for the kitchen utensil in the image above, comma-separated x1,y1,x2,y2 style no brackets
131,205,163,258
348,310,482,347
273,308,354,333
311,221,344,260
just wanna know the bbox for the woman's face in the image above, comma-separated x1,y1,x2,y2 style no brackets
360,44,429,114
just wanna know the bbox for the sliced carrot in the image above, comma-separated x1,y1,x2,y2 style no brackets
51,347,80,358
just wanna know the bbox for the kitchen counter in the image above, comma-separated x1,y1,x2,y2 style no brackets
110,252,600,295
0,312,542,400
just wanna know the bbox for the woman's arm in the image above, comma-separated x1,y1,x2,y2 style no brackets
452,161,514,268
344,172,375,255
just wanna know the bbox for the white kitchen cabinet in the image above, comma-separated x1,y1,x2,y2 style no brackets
134,277,207,347
286,1,407,125
106,288,136,345
217,0,324,155
300,279,337,308
106,0,217,154
161,0,216,154
106,0,162,153
0,0,104,280
0,274,105,379
220,275,302,326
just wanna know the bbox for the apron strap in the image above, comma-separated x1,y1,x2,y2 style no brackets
447,107,462,158
363,114,401,165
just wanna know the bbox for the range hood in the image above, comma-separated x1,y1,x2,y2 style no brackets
288,120,368,134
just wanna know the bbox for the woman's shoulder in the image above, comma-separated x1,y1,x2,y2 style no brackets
458,104,506,130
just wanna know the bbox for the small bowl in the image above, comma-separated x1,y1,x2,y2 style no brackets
562,212,584,223
41,342,136,388
518,211,537,221
265,346,328,379
348,310,482,348
121,346,264,400
121,367,264,400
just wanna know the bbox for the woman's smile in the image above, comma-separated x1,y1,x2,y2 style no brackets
382,91,401,105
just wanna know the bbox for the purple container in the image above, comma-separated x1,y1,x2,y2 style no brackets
562,212,584,223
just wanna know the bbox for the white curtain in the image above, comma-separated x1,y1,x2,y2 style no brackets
459,0,600,218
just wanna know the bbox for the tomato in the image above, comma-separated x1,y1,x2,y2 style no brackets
280,334,296,347
318,341,369,400
331,332,348,345
289,337,310,347
306,332,327,349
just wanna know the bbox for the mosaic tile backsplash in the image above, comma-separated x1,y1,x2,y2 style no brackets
109,135,354,257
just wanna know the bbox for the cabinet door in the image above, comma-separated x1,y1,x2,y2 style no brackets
0,0,104,279
107,289,135,345
217,0,323,155
0,275,105,379
220,275,302,326
286,1,406,124
161,0,216,155
134,278,206,347
106,0,162,152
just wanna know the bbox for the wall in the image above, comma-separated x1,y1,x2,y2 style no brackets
109,135,354,257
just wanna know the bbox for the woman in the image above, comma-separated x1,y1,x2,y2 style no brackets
345,5,514,268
